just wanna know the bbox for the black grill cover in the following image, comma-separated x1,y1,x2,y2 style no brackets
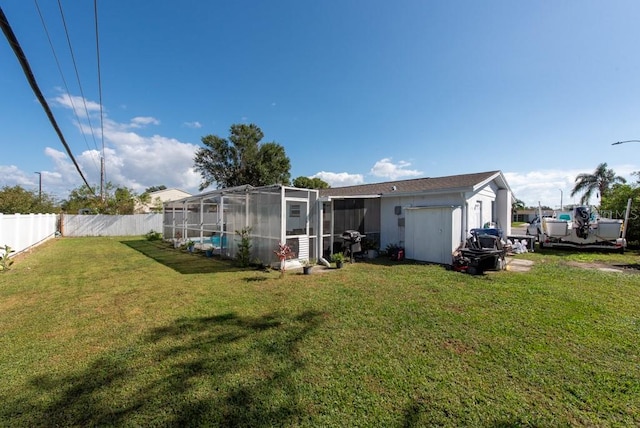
342,230,363,242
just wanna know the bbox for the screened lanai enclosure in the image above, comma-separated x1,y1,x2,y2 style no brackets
163,185,321,267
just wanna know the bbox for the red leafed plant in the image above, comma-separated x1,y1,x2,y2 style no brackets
274,242,294,274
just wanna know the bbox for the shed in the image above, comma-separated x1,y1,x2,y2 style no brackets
404,206,462,264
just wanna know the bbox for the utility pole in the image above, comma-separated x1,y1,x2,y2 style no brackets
100,156,105,201
34,171,42,200
559,189,563,211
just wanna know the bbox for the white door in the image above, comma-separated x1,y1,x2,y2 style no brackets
285,199,309,260
405,207,453,264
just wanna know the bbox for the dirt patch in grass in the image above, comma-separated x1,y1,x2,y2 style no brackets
565,261,640,274
505,258,534,272
443,338,475,355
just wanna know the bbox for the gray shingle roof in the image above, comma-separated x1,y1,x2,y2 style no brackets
319,170,504,198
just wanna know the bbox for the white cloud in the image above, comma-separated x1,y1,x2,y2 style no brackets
101,134,201,192
0,165,36,187
30,93,203,196
505,169,576,208
51,92,101,119
314,164,638,208
9,92,639,205
0,156,69,197
505,165,639,208
129,116,160,128
312,171,364,187
183,121,202,129
369,158,423,180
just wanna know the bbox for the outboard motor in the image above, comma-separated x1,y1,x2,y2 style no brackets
574,206,590,239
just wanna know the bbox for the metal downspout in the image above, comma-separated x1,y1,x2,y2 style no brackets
461,193,468,247
200,199,204,242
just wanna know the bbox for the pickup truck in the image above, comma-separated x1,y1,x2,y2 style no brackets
526,215,553,237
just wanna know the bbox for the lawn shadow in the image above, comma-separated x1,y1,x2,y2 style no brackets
2,310,324,426
612,262,640,272
244,276,269,282
401,398,530,427
535,247,627,257
122,239,247,274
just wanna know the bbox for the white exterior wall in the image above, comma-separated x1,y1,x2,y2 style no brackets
153,189,192,201
378,179,510,259
465,186,496,231
137,189,191,213
379,192,465,251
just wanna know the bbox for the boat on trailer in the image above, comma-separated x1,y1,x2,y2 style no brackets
536,199,632,252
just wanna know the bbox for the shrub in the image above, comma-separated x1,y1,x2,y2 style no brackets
330,253,344,263
145,230,163,241
0,245,15,272
235,227,252,267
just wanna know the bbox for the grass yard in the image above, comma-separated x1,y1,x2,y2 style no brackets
1,237,639,427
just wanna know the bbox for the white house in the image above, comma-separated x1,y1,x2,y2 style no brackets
162,170,514,266
137,188,191,213
319,170,513,264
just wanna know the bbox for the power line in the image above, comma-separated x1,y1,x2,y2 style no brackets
56,0,101,154
33,0,100,175
0,5,95,194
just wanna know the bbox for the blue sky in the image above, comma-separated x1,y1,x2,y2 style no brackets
1,0,639,208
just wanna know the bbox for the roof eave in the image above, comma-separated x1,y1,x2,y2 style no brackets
379,186,474,198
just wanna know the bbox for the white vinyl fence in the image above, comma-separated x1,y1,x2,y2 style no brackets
0,213,58,256
61,214,163,237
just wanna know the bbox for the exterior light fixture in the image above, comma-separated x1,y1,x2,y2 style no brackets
612,140,640,145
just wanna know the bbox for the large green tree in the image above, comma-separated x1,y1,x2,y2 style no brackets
108,187,137,214
292,176,330,189
0,185,58,214
600,181,640,245
571,162,626,205
61,182,140,214
144,185,167,193
61,184,97,213
193,123,291,190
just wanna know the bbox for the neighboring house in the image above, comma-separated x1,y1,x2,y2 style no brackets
513,208,554,223
319,170,514,264
163,170,515,266
136,188,191,213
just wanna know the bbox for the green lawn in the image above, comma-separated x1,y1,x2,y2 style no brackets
1,237,639,427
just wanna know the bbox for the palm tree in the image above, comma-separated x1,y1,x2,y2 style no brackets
511,198,525,221
571,163,626,205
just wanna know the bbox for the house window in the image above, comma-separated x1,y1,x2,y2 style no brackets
290,204,301,218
